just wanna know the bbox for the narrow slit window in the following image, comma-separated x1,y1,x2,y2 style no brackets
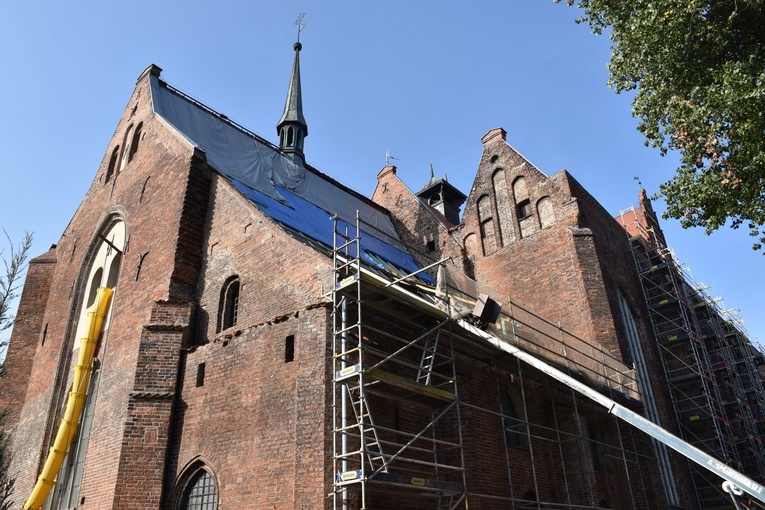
196,363,206,387
285,335,295,363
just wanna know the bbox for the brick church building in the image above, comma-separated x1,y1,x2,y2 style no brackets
2,41,764,509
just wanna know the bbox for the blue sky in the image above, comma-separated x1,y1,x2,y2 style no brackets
1,1,762,347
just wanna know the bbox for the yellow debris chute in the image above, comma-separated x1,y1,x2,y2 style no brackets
23,287,113,510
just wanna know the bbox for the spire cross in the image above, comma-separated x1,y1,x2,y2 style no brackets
296,13,307,42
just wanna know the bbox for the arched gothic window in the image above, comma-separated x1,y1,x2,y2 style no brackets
513,176,537,238
119,124,134,173
477,195,497,255
492,169,513,245
128,122,143,162
105,145,120,183
512,176,529,203
217,276,240,333
176,463,218,510
51,219,125,508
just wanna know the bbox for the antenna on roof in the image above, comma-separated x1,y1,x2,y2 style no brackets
634,176,643,188
296,13,307,42
386,151,399,166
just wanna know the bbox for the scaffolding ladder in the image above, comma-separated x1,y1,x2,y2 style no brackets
331,214,467,510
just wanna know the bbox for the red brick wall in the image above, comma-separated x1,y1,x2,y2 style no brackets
164,175,336,509
6,67,213,508
372,165,465,275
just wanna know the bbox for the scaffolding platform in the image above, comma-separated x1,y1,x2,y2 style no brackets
338,470,465,494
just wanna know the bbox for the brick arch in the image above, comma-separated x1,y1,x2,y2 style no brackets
512,176,537,238
173,458,219,510
537,196,554,229
512,175,529,203
119,124,134,173
464,232,478,260
492,168,514,245
477,194,497,255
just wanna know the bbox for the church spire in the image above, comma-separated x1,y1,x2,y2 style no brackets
277,34,308,166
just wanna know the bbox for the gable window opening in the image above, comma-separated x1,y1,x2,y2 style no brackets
105,145,120,184
128,122,143,163
119,124,134,173
517,199,532,220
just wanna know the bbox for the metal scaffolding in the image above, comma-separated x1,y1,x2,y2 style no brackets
328,214,696,509
623,212,765,508
332,214,467,509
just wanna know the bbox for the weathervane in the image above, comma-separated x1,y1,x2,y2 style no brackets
634,176,643,188
296,13,307,42
385,151,399,166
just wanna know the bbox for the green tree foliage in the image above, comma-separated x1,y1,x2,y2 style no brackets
0,230,33,348
560,0,765,248
0,230,32,510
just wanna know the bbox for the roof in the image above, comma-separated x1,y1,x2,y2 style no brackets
147,71,432,283
416,176,466,201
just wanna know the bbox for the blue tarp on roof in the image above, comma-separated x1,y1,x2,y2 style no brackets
148,74,433,284
150,77,399,239
230,179,435,284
